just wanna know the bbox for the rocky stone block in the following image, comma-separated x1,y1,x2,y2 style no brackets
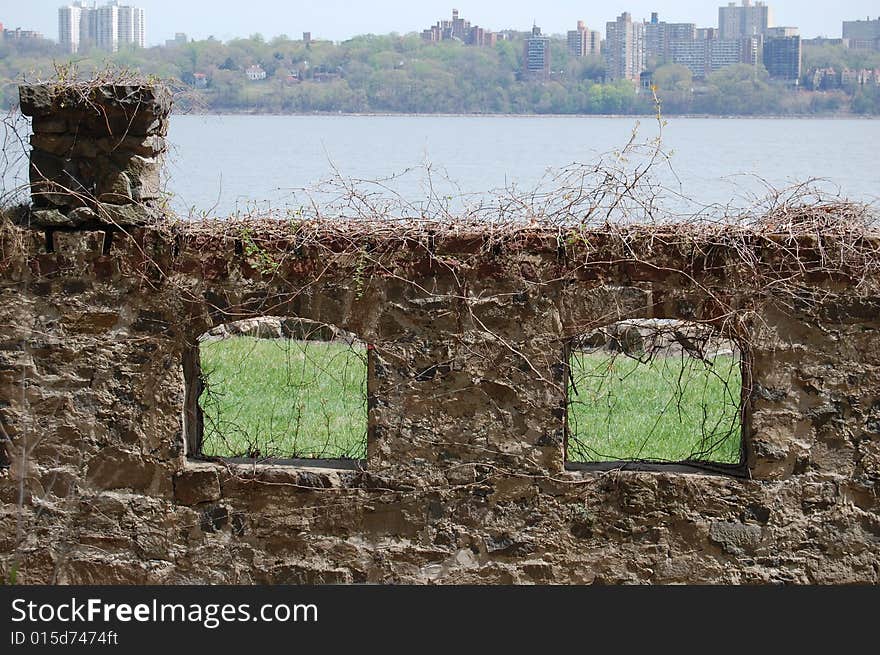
93,203,160,227
174,468,222,506
30,134,98,159
97,135,167,157
709,521,763,555
25,203,157,228
85,447,165,492
31,117,68,134
20,84,173,124
96,170,133,203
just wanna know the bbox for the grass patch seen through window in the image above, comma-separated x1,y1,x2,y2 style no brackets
567,323,743,465
199,335,367,461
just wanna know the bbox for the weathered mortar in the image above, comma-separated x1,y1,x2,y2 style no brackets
0,84,878,585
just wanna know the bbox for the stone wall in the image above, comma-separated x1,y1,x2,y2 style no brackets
0,85,878,585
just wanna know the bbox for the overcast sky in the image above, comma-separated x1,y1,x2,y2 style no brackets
4,1,877,46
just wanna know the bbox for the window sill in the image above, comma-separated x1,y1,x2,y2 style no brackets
564,460,749,478
183,456,367,489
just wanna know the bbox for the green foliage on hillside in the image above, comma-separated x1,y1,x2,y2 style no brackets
1,34,878,115
802,44,880,72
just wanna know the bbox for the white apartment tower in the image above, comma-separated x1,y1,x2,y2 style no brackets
58,1,145,53
606,12,646,82
96,2,119,51
118,4,145,49
79,4,97,49
58,3,83,53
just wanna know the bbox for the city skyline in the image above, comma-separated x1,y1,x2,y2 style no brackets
3,1,878,47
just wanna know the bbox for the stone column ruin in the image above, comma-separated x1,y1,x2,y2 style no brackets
18,83,172,228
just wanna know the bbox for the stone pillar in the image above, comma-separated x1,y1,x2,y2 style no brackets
18,84,172,228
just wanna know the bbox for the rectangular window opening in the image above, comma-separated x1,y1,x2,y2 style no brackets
565,319,746,472
185,317,369,467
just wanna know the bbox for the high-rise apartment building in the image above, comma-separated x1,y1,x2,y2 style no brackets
80,4,97,49
421,9,495,47
718,1,773,39
58,1,145,53
524,25,551,77
670,35,761,79
843,17,880,51
645,12,696,62
96,2,118,51
567,21,601,58
763,35,801,81
606,12,646,82
697,28,719,41
118,4,145,50
646,2,782,79
58,3,83,53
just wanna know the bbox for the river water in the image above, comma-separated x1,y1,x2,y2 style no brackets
4,114,879,219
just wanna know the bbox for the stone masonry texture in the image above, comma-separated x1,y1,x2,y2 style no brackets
0,85,878,585
18,84,170,227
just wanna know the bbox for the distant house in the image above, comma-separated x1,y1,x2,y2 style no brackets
841,68,879,88
192,72,208,89
809,68,840,91
245,65,267,81
165,32,188,48
312,66,343,83
841,68,860,86
277,69,302,84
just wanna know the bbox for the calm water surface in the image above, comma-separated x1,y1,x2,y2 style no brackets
165,115,880,217
5,114,879,217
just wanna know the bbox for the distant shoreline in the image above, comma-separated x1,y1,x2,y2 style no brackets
177,110,879,120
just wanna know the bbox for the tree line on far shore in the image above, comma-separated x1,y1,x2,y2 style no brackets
1,32,879,115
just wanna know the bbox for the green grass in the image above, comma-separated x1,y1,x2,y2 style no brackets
567,352,743,464
199,337,367,460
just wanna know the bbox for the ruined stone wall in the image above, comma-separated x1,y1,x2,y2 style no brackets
0,85,878,584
